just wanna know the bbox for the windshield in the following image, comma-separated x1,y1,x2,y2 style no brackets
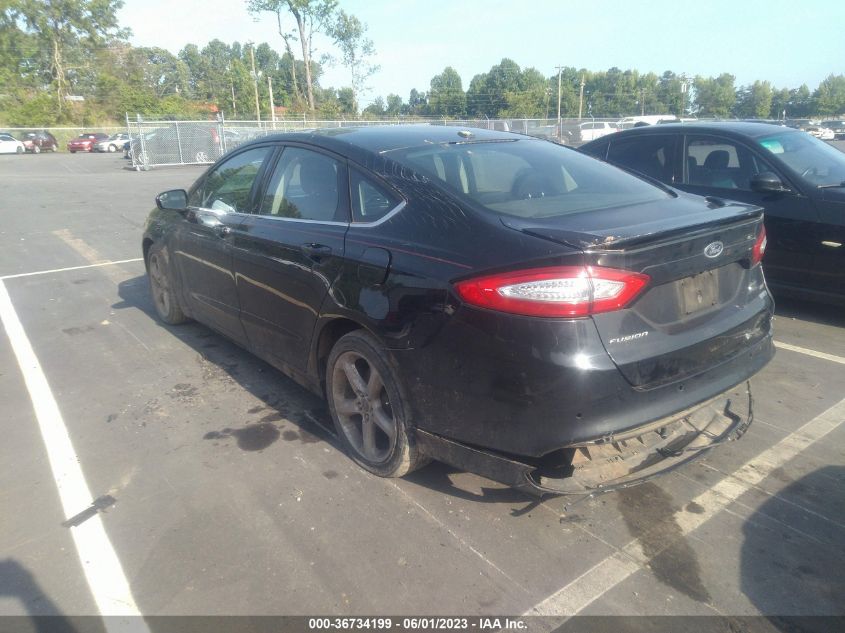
758,132,845,186
392,139,667,219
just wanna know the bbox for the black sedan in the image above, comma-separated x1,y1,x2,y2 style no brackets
144,126,773,495
580,122,845,305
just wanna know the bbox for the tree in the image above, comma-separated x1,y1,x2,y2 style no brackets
694,73,736,117
428,66,465,117
246,0,337,112
814,74,845,116
14,0,128,115
385,93,402,117
329,10,378,114
734,80,773,119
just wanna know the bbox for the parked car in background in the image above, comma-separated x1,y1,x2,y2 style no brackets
0,133,25,154
95,132,130,152
806,125,835,141
619,115,681,128
68,132,109,153
821,120,845,140
21,131,58,153
560,121,619,144
579,122,845,305
784,119,816,132
143,125,773,495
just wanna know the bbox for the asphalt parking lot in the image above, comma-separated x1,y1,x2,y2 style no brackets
1,151,843,629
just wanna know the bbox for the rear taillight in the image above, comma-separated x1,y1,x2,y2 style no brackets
454,266,650,317
752,226,767,266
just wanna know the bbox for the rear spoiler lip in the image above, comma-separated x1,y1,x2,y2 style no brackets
502,201,764,251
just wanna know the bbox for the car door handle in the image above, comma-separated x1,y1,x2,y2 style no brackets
301,243,332,259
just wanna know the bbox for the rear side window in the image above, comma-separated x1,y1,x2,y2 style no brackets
607,135,676,182
350,169,401,223
685,135,766,190
394,139,666,219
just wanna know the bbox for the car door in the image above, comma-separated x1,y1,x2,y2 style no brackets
680,133,821,292
174,145,274,343
234,144,349,372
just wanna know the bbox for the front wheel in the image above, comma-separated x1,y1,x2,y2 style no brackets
16,146,23,154
326,330,427,478
32,145,40,154
108,144,117,152
147,246,189,325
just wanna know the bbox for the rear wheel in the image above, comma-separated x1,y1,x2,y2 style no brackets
326,330,427,478
16,146,23,154
147,245,188,325
70,150,76,153
108,144,117,152
32,145,40,154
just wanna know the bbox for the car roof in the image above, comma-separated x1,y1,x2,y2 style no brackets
590,121,801,142
237,125,526,161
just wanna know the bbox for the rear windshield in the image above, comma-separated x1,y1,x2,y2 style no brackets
391,139,666,219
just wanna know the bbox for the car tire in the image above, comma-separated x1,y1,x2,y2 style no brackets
70,150,76,153
147,245,189,325
326,330,428,478
32,145,40,154
108,144,117,152
16,146,23,154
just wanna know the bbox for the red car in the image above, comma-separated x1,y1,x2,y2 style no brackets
67,132,109,153
22,131,58,153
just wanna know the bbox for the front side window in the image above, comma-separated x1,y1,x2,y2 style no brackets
259,147,344,221
757,131,845,187
189,146,271,213
393,139,667,219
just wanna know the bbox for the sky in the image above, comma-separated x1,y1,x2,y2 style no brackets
117,0,845,106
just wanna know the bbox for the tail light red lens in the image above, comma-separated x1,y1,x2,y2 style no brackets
454,266,650,317
752,225,767,265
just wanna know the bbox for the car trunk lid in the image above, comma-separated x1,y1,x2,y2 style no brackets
501,194,772,388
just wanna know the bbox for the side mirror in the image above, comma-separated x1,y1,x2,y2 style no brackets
156,189,188,211
750,172,789,194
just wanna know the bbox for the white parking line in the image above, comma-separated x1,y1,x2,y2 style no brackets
525,396,845,616
0,280,149,629
0,258,143,281
775,341,845,365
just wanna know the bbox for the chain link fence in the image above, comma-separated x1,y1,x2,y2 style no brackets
123,115,631,170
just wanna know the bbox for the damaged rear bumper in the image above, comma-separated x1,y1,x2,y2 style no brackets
415,381,753,497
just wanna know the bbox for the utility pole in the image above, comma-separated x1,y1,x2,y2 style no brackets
641,88,645,116
250,46,261,122
554,65,563,141
230,72,237,118
267,76,276,130
578,74,585,120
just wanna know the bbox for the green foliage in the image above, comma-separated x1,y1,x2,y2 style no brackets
815,74,845,116
428,66,465,117
694,73,736,117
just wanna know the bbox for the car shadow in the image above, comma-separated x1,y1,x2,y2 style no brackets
114,274,540,511
740,465,845,630
773,295,845,328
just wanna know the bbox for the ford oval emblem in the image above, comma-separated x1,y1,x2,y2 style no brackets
704,241,724,258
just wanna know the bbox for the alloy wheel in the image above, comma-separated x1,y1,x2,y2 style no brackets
331,351,397,464
148,254,171,317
